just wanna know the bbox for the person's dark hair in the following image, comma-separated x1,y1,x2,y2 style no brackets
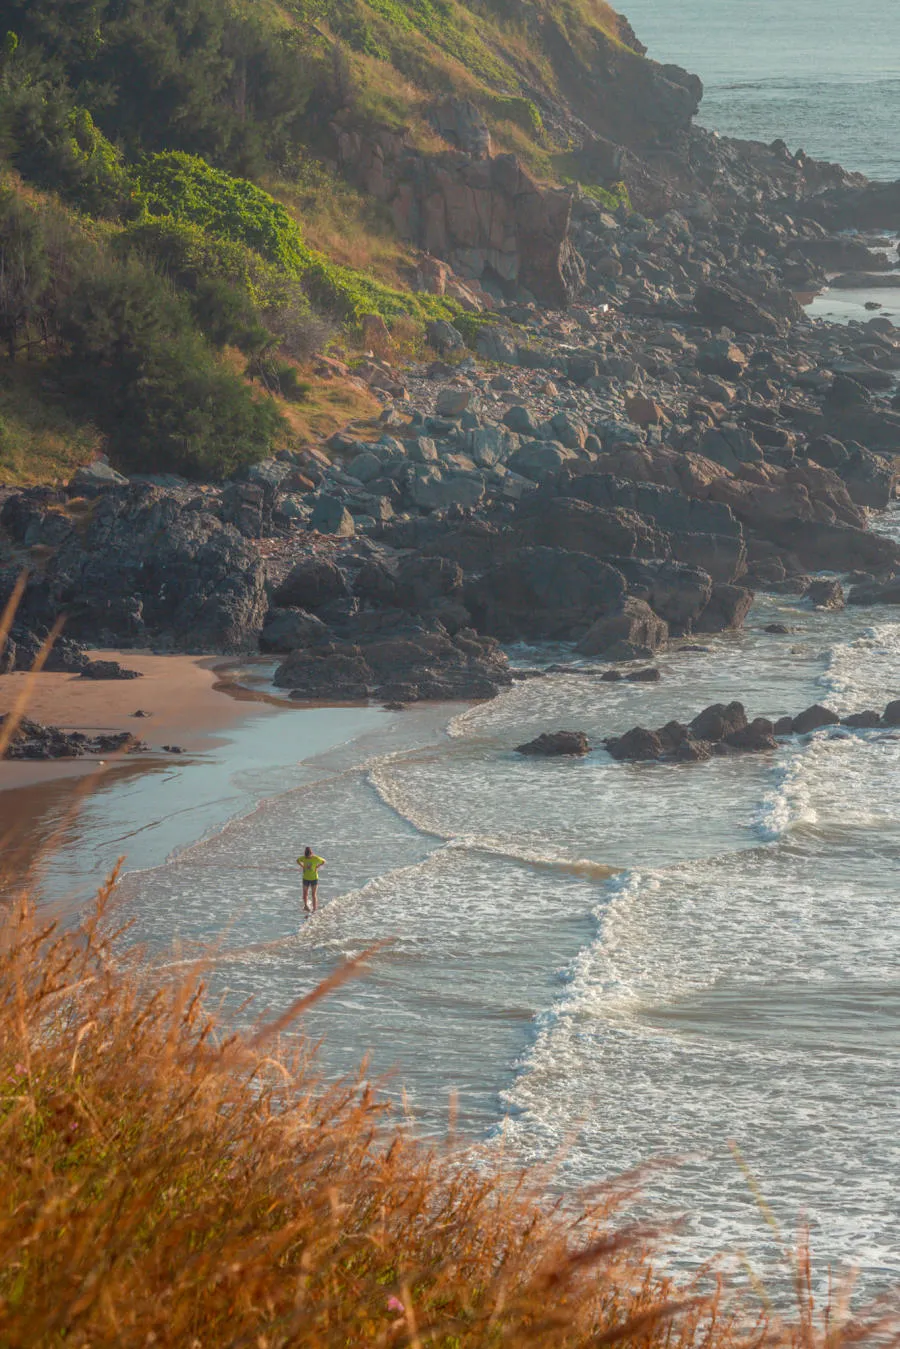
304,846,312,857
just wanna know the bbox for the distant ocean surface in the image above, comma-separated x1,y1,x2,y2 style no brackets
621,0,900,180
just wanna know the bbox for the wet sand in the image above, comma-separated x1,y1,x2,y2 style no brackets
0,652,286,881
1,653,393,913
0,651,274,792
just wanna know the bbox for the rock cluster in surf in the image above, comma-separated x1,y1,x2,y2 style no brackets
603,699,900,764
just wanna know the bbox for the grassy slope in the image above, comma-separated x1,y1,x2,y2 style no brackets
0,0,648,484
0,366,102,487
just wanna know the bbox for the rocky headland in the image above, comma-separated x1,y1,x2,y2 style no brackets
2,30,899,726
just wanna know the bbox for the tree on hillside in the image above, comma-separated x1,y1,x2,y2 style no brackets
0,0,318,174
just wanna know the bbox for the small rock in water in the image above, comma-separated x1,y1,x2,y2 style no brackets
625,667,661,683
765,623,792,634
792,704,841,734
842,710,882,729
515,731,592,757
804,578,844,610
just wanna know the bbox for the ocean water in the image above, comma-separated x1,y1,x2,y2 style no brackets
621,0,900,181
107,511,900,1298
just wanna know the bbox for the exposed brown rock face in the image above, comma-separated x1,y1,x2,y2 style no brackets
333,110,583,306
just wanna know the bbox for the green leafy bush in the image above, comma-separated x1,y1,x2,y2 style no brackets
580,180,631,212
0,0,319,174
0,44,135,219
133,153,310,273
487,94,543,137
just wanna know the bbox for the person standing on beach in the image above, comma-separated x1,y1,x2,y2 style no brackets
298,846,325,914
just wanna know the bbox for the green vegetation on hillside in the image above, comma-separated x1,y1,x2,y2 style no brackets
0,0,641,482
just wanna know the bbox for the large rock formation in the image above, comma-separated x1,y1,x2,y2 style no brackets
334,109,584,306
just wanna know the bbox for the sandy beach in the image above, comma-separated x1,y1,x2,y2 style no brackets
0,652,287,880
0,651,271,793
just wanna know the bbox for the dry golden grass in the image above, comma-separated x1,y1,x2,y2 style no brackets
272,366,381,442
0,365,102,488
0,590,897,1349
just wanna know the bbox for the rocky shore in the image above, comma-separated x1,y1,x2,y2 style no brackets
2,105,899,714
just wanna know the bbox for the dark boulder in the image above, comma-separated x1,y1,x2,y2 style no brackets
1,715,145,761
792,704,841,734
690,702,748,742
394,555,464,609
697,338,747,381
281,650,372,701
764,519,900,576
272,626,511,703
848,577,900,606
694,282,783,336
725,717,777,751
625,667,661,683
606,726,665,762
354,558,400,608
465,547,627,641
842,710,882,728
824,374,871,411
79,660,142,680
2,487,268,653
503,405,540,436
5,627,88,673
559,470,742,541
695,583,754,633
804,578,844,610
515,731,592,757
512,497,665,560
260,607,330,654
274,558,350,611
774,715,794,736
673,736,713,762
577,597,668,658
882,699,900,726
611,558,714,632
310,495,355,537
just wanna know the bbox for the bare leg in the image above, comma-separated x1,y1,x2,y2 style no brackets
303,884,312,914
310,882,318,913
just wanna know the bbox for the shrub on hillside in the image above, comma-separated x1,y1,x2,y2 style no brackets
130,153,456,327
133,152,310,273
0,186,50,360
119,214,331,360
0,0,320,174
0,46,135,218
58,253,281,477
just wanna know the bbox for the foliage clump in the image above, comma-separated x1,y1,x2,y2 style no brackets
0,188,282,478
134,152,311,274
579,179,632,212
